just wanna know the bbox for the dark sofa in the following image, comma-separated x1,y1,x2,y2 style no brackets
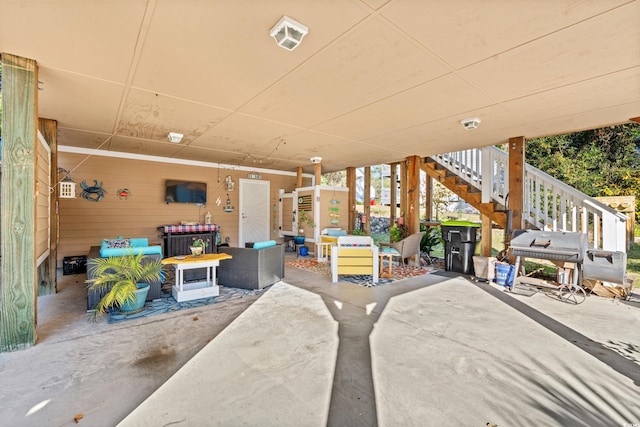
86,245,163,311
217,244,285,290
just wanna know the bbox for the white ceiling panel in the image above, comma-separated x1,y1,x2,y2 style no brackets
314,74,495,140
0,0,637,173
383,0,632,69
240,17,451,127
38,68,124,133
117,89,231,144
0,0,147,82
460,4,640,101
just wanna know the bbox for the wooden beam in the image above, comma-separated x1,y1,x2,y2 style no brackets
346,167,356,234
508,136,525,234
314,163,322,186
38,118,58,296
406,155,420,235
630,117,640,123
389,163,398,226
399,161,407,225
363,166,371,234
296,166,303,188
1,53,39,352
481,215,493,257
424,170,432,221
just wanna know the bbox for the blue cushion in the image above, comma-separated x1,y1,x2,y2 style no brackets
252,240,277,250
99,246,162,258
327,229,347,237
129,238,149,247
381,247,400,255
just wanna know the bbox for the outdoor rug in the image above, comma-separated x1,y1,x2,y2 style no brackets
286,259,436,287
108,285,264,324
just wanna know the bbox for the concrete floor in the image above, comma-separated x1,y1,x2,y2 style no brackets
1,255,640,426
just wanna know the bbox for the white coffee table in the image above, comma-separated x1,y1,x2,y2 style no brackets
162,253,232,302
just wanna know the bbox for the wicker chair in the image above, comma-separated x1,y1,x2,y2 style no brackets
389,231,426,271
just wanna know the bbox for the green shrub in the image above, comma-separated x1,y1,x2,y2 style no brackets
390,223,408,242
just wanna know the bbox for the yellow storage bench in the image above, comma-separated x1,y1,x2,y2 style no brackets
331,236,379,283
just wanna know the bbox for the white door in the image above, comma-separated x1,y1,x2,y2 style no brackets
239,179,270,247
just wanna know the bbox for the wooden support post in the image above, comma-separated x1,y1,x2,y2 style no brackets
1,53,39,352
314,163,322,186
406,156,420,235
296,166,303,189
389,162,398,226
399,161,407,226
424,172,432,221
346,167,356,234
363,166,371,235
481,215,493,257
38,118,58,296
508,136,525,235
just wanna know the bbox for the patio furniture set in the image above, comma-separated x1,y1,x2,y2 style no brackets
86,224,286,310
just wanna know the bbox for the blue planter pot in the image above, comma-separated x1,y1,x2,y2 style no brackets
294,236,305,244
120,283,150,314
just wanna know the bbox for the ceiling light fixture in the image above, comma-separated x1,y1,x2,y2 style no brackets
270,16,308,51
310,156,322,164
167,132,184,143
460,117,481,130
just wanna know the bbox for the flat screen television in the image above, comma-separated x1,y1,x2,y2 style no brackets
165,180,207,205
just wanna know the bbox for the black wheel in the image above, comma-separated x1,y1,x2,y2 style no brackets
559,285,586,305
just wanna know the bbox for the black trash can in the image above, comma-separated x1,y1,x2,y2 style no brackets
441,221,480,275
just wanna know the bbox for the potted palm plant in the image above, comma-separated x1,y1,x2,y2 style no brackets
86,252,163,318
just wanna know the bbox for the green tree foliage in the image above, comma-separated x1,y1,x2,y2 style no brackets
321,170,345,187
526,124,640,225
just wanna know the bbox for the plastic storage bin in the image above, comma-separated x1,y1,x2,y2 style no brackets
63,255,87,275
442,221,480,275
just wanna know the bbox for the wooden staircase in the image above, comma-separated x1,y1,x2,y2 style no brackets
422,157,509,229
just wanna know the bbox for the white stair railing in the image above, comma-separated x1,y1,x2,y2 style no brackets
431,147,628,251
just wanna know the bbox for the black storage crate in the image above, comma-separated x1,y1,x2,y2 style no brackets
63,255,87,275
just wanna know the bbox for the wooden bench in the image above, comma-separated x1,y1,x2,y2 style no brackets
331,236,379,283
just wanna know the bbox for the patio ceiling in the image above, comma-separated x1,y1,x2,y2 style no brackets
1,0,638,174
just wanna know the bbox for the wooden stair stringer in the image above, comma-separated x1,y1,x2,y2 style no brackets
423,161,508,229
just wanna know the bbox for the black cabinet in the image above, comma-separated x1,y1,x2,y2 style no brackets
158,227,218,283
162,231,218,257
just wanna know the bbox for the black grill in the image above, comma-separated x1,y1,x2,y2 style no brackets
510,230,587,263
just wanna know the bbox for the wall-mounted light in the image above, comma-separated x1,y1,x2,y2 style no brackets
168,132,184,143
56,167,76,199
270,16,308,51
460,117,481,130
225,175,235,191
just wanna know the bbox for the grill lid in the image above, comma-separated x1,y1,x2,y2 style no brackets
509,229,588,263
